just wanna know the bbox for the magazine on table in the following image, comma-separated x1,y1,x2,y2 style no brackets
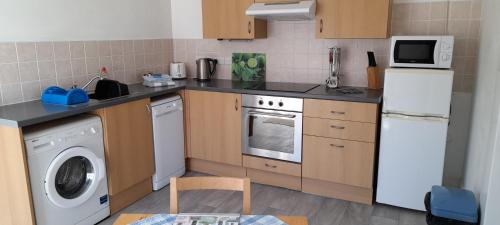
174,213,240,225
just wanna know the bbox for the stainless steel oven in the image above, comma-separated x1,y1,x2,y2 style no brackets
242,94,303,163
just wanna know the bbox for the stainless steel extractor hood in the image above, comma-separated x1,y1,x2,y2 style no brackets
246,0,316,21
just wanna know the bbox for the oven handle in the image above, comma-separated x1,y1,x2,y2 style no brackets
248,110,297,119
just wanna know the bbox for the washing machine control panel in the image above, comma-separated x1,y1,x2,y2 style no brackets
25,124,102,156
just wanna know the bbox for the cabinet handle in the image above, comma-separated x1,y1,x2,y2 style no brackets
248,21,252,34
265,163,277,168
330,125,345,130
330,111,346,115
330,144,345,148
146,104,151,113
320,19,323,33
235,98,239,111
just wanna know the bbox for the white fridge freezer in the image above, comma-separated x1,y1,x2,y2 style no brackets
376,68,454,211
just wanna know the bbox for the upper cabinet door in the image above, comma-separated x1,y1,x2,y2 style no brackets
316,0,391,39
202,0,267,39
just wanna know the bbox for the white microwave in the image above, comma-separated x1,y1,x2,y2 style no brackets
390,36,454,69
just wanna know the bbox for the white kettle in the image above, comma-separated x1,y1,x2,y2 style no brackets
170,62,186,79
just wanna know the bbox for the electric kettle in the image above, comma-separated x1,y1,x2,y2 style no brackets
196,58,218,80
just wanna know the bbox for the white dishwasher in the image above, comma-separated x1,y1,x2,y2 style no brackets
151,95,186,191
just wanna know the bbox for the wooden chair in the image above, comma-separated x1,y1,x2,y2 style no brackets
170,176,251,215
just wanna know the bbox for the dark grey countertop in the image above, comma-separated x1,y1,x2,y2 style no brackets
0,79,382,127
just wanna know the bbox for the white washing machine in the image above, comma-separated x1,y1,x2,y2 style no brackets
24,115,110,225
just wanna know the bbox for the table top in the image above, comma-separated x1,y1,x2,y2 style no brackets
113,214,308,225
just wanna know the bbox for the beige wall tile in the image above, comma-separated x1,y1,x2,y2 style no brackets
71,59,86,76
462,75,475,92
0,63,20,84
431,2,448,20
470,0,483,19
0,43,18,63
429,20,447,35
16,42,37,62
55,60,72,78
466,38,479,57
449,1,472,20
124,55,135,71
464,57,478,75
53,42,70,60
134,55,146,70
18,61,39,82
112,55,125,71
408,21,429,35
447,20,469,38
85,57,100,75
37,61,56,80
21,81,41,101
110,40,124,56
40,79,57,92
57,77,74,89
84,41,99,57
1,83,23,104
144,40,155,54
123,40,134,54
453,39,467,57
36,42,54,60
98,41,111,56
70,41,85,59
133,40,145,54
468,20,481,39
410,3,431,21
99,56,112,72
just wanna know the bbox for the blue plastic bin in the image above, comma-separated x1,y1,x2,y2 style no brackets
41,86,89,105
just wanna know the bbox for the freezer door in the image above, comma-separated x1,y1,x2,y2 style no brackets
376,114,448,211
383,69,453,117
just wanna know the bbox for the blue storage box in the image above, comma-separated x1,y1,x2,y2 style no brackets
41,86,89,105
426,186,478,224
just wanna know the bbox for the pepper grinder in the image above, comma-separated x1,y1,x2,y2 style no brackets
326,47,341,89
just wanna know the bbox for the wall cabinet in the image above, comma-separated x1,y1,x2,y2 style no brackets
187,90,243,166
95,99,155,212
316,0,391,38
202,0,267,39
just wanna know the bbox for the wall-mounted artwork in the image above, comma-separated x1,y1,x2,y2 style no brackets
232,53,266,82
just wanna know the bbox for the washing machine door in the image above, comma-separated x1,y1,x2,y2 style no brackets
45,146,106,208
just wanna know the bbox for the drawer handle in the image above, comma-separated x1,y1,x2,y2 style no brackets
330,144,345,148
265,163,277,169
330,111,346,115
330,125,345,129
320,19,323,33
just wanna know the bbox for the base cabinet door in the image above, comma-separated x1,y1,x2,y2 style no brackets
303,135,375,188
96,99,155,212
188,90,242,166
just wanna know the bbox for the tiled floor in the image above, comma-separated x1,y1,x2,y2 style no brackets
98,172,427,225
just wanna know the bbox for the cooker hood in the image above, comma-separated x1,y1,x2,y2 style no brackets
246,0,316,21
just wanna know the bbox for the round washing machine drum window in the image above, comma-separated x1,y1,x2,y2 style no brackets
55,156,94,199
45,147,106,208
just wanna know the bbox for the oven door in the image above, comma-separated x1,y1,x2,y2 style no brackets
390,37,439,68
243,108,302,163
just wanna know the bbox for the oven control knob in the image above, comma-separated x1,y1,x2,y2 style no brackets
258,100,264,105
268,101,274,106
278,101,284,107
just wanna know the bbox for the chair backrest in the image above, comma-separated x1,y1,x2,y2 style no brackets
170,176,251,214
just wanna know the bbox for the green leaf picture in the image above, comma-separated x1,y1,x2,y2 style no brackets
232,53,266,82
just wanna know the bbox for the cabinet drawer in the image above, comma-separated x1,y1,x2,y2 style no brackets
304,99,378,123
302,135,375,188
303,117,376,142
243,156,301,177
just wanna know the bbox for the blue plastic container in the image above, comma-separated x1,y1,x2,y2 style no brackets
430,186,478,223
41,86,89,105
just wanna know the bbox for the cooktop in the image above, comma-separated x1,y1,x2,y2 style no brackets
245,82,319,93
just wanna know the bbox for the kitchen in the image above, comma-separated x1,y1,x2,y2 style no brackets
0,0,498,225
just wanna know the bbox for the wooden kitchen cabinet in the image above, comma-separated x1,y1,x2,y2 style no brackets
187,90,243,166
302,99,379,204
316,0,391,38
95,98,155,213
202,0,267,39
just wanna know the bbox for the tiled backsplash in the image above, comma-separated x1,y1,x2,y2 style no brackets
0,0,483,106
174,0,482,93
0,39,173,106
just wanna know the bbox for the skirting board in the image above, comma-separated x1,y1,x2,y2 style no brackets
247,168,302,191
110,178,153,213
302,178,373,205
187,158,247,178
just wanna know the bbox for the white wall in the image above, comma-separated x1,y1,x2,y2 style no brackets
170,0,203,39
464,0,500,223
0,0,173,42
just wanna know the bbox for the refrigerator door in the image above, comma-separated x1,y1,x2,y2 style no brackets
383,69,453,118
376,114,448,211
